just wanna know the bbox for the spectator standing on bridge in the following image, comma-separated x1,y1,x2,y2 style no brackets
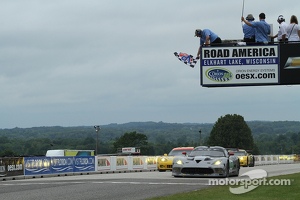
241,13,270,44
195,29,222,58
242,14,256,45
271,15,288,43
286,15,300,42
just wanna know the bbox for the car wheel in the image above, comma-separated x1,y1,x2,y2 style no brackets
250,157,255,167
235,161,240,176
223,161,229,177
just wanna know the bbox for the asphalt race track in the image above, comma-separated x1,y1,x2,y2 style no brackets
0,163,299,200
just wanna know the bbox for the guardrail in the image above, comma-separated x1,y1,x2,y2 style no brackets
0,154,297,180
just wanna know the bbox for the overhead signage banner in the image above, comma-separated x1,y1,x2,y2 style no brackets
279,43,300,85
200,45,279,87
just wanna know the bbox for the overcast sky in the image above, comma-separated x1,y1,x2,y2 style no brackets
1,0,300,129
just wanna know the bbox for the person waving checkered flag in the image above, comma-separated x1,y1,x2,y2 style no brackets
174,52,199,68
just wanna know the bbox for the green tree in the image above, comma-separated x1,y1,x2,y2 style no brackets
208,114,254,150
0,149,16,157
113,131,149,154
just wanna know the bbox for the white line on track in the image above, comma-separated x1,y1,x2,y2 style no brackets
92,181,207,186
0,181,207,186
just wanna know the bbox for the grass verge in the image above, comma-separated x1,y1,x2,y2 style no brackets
149,172,299,200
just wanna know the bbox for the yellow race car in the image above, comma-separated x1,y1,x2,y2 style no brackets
157,147,194,172
227,148,255,167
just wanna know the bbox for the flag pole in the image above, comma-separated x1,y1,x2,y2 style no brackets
241,0,245,27
242,0,245,17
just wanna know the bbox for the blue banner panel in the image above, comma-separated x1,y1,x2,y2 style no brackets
24,157,51,176
50,157,74,174
24,156,95,176
73,156,95,172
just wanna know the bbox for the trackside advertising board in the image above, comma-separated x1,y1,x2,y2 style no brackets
201,45,279,87
0,157,24,177
24,156,95,176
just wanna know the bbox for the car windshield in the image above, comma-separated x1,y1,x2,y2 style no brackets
168,149,192,156
232,151,247,156
190,148,225,157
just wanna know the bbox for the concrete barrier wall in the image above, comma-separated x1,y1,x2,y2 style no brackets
254,155,295,166
96,154,296,172
0,154,297,180
97,156,157,172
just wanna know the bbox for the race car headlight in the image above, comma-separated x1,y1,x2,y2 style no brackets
161,158,167,162
213,160,222,165
176,160,183,165
239,157,244,161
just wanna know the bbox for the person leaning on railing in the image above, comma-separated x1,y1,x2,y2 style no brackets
195,29,222,58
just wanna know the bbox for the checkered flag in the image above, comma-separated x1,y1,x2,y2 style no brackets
174,52,199,68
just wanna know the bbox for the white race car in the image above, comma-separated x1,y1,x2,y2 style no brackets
172,146,240,177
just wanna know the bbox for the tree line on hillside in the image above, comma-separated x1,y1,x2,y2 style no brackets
1,116,300,156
